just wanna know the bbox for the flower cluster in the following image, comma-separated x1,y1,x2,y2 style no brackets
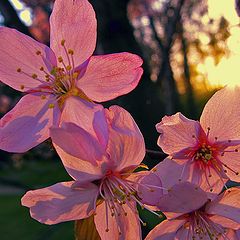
0,0,239,239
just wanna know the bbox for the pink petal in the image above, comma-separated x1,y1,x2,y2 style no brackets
50,0,96,67
78,53,143,102
53,145,103,182
145,219,186,240
225,229,240,240
208,215,240,230
149,158,223,198
137,171,163,207
0,93,60,153
158,182,208,219
156,112,201,155
60,97,108,148
175,227,189,239
94,202,141,240
50,122,104,165
0,27,56,92
205,187,240,224
218,147,240,182
21,181,98,224
200,86,240,142
105,106,145,171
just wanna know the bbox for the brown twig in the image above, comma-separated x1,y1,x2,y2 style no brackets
146,149,167,160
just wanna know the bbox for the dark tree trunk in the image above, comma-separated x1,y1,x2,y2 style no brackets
181,28,197,118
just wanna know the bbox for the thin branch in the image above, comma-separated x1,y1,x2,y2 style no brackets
146,149,167,160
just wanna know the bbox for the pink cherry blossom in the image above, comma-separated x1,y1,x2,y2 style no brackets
0,0,143,153
156,87,240,195
22,106,160,240
145,182,240,240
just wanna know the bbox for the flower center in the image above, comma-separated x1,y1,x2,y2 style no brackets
98,171,161,234
195,143,214,163
183,210,227,240
16,39,91,109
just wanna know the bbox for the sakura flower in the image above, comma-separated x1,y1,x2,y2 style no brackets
156,87,240,195
145,182,240,240
21,106,161,240
0,0,143,153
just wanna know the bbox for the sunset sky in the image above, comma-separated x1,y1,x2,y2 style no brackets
200,0,240,87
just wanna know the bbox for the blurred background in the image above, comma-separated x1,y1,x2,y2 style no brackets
0,0,239,239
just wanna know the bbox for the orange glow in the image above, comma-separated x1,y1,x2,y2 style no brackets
202,0,240,87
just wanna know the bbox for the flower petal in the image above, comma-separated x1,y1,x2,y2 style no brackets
145,219,185,240
21,181,98,224
149,158,224,197
157,182,208,219
60,97,108,148
78,53,143,102
50,0,96,67
137,171,163,207
53,145,103,182
105,106,145,171
50,122,104,165
200,86,240,142
156,112,201,155
0,27,56,92
225,229,240,240
94,202,141,240
209,215,240,230
218,147,240,182
205,187,240,224
0,93,60,153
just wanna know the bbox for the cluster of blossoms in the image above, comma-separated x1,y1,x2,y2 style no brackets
0,0,239,239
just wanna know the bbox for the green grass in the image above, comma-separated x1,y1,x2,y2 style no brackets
0,196,73,240
0,159,74,240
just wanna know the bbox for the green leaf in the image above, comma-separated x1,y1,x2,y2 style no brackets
75,215,100,240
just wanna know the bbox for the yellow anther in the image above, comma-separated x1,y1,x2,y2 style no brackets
61,39,65,46
73,72,79,79
41,95,46,100
40,66,44,71
205,153,212,161
20,85,25,90
66,65,72,71
32,74,38,79
17,68,21,73
36,50,41,55
143,223,147,226
58,57,63,63
68,49,74,55
48,103,55,109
